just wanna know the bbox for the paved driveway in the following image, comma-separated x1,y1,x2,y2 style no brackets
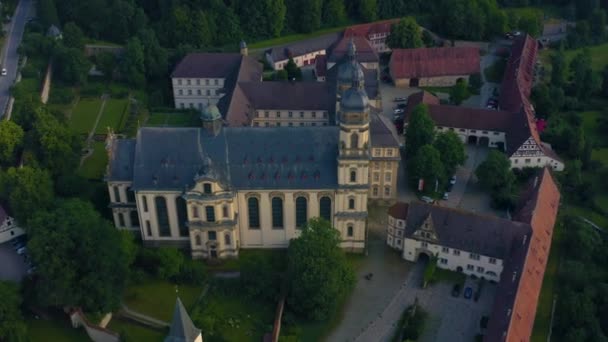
0,0,33,118
354,260,496,342
0,241,27,281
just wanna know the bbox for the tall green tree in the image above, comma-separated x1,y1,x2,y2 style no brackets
570,50,601,100
62,22,85,49
551,45,567,88
0,282,27,342
322,0,347,26
409,145,445,193
266,0,287,37
287,218,355,321
137,29,168,80
449,79,470,105
387,17,423,49
433,131,466,176
121,37,146,87
405,104,436,158
358,0,378,22
54,46,90,85
37,0,59,29
0,167,54,225
28,199,135,312
284,57,302,80
96,52,116,81
0,120,24,167
475,150,516,208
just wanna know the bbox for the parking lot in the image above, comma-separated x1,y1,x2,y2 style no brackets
0,241,28,281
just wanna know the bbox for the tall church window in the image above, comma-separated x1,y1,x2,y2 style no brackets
130,211,139,227
271,197,284,229
248,197,260,229
348,198,355,209
350,170,357,182
176,197,189,237
195,235,201,246
347,225,354,237
225,233,231,246
350,133,359,149
155,196,171,236
319,196,332,222
205,206,215,222
295,197,308,228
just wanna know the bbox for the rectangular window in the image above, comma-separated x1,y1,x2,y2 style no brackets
373,173,380,181
196,79,200,85
206,90,211,96
453,249,460,256
372,187,378,196
469,253,480,260
178,89,183,95
459,129,466,132
373,149,381,156
214,79,219,85
477,266,485,273
439,258,448,265
113,186,121,202
146,221,152,236
421,241,428,247
442,247,449,253
142,196,148,212
385,173,391,182
197,89,201,95
396,230,402,237
384,187,391,196
276,111,281,118
222,206,229,218
525,159,531,163
312,112,316,118
323,111,328,118
188,89,192,95
374,162,380,170
205,79,209,85
118,213,125,227
265,111,269,118
192,206,199,218
206,206,215,222
489,258,497,264
467,264,474,271
386,149,393,156
208,231,217,240
187,79,191,85
288,111,293,117
203,183,212,194
177,79,182,85
299,111,304,118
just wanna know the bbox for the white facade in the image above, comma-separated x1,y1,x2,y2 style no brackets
0,213,24,244
172,77,226,110
252,109,330,127
509,138,564,171
268,50,327,70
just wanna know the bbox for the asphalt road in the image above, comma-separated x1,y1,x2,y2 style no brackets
0,0,32,118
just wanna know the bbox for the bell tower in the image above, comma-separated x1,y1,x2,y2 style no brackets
335,66,370,253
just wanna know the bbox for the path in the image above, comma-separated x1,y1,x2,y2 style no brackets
79,94,108,166
119,303,170,329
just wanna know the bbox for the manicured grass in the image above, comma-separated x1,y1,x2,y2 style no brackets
420,86,453,94
78,141,108,180
123,279,205,322
249,25,349,50
106,317,166,342
531,219,563,342
540,43,608,73
591,148,608,164
27,317,89,342
145,112,200,127
69,98,103,134
95,98,128,134
562,205,608,228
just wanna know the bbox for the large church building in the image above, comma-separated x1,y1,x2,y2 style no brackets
106,67,379,259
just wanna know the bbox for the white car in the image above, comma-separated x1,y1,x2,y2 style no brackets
450,176,457,185
17,246,27,255
393,108,404,114
421,196,434,204
443,192,449,200
1,68,7,76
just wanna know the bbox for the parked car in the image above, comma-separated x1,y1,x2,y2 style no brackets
449,176,457,185
11,236,26,247
452,284,461,297
421,196,434,204
393,108,404,114
17,246,27,255
442,192,449,200
1,68,7,76
464,286,473,299
13,241,26,251
394,97,407,102
27,266,37,275
396,103,408,109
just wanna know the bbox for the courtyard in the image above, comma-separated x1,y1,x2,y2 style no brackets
0,241,27,282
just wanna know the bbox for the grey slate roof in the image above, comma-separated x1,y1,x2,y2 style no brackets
239,81,333,111
128,126,340,191
403,203,530,259
370,113,400,148
165,297,201,342
265,32,342,62
106,139,136,182
171,53,243,78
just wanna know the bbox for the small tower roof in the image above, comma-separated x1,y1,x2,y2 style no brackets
201,104,221,121
240,40,247,49
165,298,201,342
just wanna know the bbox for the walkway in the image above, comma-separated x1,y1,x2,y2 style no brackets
79,94,108,166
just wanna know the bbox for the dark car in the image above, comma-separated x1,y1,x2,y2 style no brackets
464,287,473,299
452,284,461,297
397,103,407,109
394,97,407,102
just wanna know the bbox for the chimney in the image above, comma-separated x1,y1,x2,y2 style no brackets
240,41,248,56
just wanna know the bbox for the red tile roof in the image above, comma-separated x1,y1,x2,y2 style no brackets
329,36,378,63
388,202,409,220
499,35,537,113
485,168,560,342
315,55,327,77
344,19,399,38
389,47,480,79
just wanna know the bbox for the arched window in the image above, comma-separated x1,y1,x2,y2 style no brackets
295,197,308,228
350,133,359,149
347,225,354,237
225,233,231,246
348,198,355,210
271,197,284,229
155,196,171,236
205,206,215,222
176,197,189,236
222,205,229,218
192,206,199,218
350,170,357,182
130,210,139,227
319,196,332,222
195,235,202,246
248,197,260,228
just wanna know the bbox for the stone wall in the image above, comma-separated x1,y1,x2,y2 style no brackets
40,62,52,104
69,309,120,342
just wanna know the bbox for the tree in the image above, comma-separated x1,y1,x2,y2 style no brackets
450,79,470,105
0,120,24,167
551,45,566,88
570,50,601,100
37,0,59,29
290,0,322,33
27,199,134,312
405,104,435,158
62,22,85,49
358,0,377,22
475,150,516,208
0,282,27,342
322,0,347,26
96,52,116,81
434,131,466,176
284,57,302,81
602,66,608,97
120,37,146,87
266,0,287,37
54,46,90,85
590,9,607,42
387,17,423,49
137,29,168,80
0,167,54,225
287,218,355,321
409,145,446,193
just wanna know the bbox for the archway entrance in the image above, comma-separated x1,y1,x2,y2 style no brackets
410,78,420,87
417,251,431,264
467,135,478,145
479,136,490,146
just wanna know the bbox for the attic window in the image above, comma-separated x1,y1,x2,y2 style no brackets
248,172,255,180
288,171,295,180
274,171,281,180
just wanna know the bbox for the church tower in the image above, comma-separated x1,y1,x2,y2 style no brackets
335,65,370,252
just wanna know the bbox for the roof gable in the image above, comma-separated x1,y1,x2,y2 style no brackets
165,298,201,342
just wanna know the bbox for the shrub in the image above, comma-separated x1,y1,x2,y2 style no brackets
49,87,75,105
21,64,40,78
178,260,206,284
80,83,105,97
422,257,437,288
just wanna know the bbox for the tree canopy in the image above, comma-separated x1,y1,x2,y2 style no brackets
0,120,24,167
405,104,435,158
387,17,422,49
408,144,445,193
27,199,135,312
286,218,355,321
0,282,27,342
475,150,516,209
433,131,466,177
0,167,54,225
449,79,470,105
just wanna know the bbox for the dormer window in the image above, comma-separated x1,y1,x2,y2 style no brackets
203,183,212,194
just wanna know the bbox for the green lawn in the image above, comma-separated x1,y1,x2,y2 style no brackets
123,279,205,322
540,43,608,73
27,317,89,342
106,317,166,342
591,148,608,164
420,86,453,95
249,25,349,50
95,98,128,134
145,111,200,127
69,98,103,134
78,141,108,180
